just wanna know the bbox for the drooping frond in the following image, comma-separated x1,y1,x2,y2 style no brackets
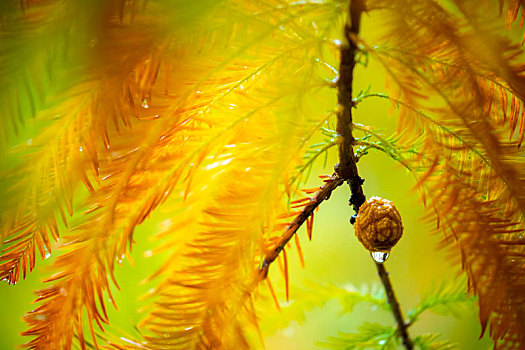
6,2,223,348
0,0,184,286
141,162,287,348
366,0,525,347
6,1,346,349
125,2,345,347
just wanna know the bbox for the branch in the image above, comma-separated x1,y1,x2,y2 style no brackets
258,174,344,279
376,262,414,350
258,5,413,350
339,2,414,349
257,0,365,280
335,0,366,212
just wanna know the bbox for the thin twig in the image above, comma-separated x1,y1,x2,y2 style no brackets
258,4,414,349
375,262,414,350
338,1,414,349
258,174,344,279
335,0,366,212
257,0,365,280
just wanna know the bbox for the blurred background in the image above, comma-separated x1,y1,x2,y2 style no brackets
0,5,497,350
0,67,493,350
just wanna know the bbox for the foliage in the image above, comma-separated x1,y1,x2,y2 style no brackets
316,278,474,350
1,0,525,349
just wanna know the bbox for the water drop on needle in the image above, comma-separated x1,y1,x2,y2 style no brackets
371,251,389,263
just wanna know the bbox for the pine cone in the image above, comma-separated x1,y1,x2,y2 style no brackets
354,196,403,252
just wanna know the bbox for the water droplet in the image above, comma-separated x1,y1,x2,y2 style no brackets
59,288,68,296
333,39,342,47
79,146,83,152
26,138,33,145
371,251,389,263
378,339,386,345
44,252,51,259
142,99,149,108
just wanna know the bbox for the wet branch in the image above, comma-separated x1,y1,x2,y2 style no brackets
258,174,344,279
376,262,414,349
335,0,366,212
338,1,413,349
258,0,366,280
257,2,414,348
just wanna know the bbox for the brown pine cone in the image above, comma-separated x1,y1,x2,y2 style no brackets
354,196,403,252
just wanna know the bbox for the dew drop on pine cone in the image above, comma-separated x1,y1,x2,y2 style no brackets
371,251,389,263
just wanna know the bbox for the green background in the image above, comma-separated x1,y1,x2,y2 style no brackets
0,9,495,350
